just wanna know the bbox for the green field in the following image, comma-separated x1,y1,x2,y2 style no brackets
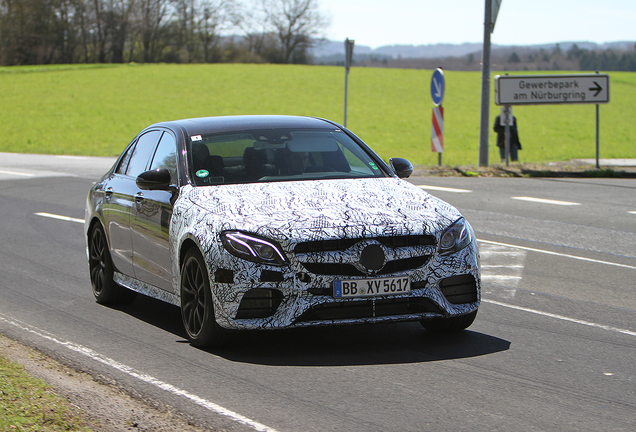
1,63,634,166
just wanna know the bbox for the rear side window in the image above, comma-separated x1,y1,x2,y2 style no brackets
115,144,134,174
125,130,162,177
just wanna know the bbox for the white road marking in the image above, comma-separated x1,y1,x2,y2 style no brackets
483,299,636,337
481,275,522,282
35,212,84,224
478,239,636,270
479,243,527,298
0,169,34,177
629,211,636,215
0,314,280,432
55,155,90,159
512,196,580,206
417,185,472,193
480,264,524,269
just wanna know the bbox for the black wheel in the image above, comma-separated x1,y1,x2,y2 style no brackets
89,224,136,304
180,249,228,347
420,310,478,333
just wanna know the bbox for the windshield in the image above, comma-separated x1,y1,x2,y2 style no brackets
189,128,388,186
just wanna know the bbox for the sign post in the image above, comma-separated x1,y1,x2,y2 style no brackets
344,38,355,127
479,0,503,167
494,73,610,168
430,68,445,166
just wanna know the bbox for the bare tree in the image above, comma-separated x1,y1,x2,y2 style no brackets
174,0,241,62
249,0,328,63
0,0,326,65
198,0,241,62
84,0,135,63
0,0,60,64
132,0,170,62
174,0,197,61
110,0,136,63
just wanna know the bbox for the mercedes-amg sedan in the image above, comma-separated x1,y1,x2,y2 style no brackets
85,115,480,347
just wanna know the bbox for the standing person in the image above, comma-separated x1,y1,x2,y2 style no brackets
494,114,522,163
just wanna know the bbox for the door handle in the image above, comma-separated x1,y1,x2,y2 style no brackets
134,192,145,210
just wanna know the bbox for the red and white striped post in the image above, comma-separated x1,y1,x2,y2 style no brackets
431,106,444,166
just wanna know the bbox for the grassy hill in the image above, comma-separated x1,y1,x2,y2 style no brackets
0,63,634,166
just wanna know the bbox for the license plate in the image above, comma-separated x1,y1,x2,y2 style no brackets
333,276,410,298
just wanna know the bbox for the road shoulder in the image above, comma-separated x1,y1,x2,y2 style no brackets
0,333,207,432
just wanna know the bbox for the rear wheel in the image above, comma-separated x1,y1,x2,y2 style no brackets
180,249,228,347
88,224,136,304
420,310,477,333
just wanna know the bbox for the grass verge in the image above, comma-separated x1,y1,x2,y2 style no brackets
0,354,92,431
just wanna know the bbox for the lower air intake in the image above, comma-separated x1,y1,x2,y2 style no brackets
235,289,283,319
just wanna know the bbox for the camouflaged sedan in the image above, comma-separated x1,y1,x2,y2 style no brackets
86,115,480,347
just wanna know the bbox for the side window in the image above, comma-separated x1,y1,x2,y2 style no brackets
125,130,161,177
115,143,134,174
150,132,178,184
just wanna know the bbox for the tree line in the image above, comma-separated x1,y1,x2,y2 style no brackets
566,44,636,72
0,0,328,66
501,43,636,72
320,43,636,73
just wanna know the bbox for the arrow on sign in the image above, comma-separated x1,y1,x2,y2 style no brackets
433,78,443,99
589,81,603,97
430,68,445,106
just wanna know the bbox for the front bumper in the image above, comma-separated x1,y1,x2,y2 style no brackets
209,243,481,330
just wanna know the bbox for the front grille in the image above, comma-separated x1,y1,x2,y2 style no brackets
300,255,431,276
235,288,283,319
294,234,436,254
296,297,443,322
383,255,431,274
294,238,358,254
294,235,435,277
378,235,436,248
440,275,478,304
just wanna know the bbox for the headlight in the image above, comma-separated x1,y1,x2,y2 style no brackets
439,218,473,255
221,231,288,266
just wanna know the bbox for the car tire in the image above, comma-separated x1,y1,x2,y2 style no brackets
420,310,477,333
180,248,228,347
89,224,137,304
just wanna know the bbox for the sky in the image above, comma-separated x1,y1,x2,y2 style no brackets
319,0,636,48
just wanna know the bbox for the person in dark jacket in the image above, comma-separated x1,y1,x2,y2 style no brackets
494,114,521,162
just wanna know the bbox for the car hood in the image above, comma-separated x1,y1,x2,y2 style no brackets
181,178,462,240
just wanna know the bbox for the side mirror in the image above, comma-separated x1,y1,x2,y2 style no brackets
389,158,413,179
136,168,172,190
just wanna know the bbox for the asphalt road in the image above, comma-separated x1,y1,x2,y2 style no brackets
0,153,635,431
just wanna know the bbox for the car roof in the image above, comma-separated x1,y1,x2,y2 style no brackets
149,115,341,137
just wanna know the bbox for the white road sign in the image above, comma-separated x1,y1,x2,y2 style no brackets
495,74,610,105
491,0,503,31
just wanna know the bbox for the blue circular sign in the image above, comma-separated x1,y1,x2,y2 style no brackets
431,68,445,106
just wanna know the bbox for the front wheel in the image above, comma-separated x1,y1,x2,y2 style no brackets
420,310,477,333
180,249,228,347
88,224,136,304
